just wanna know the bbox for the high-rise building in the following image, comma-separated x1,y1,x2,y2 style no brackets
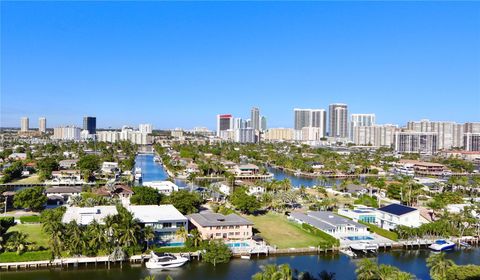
264,128,294,142
329,103,348,138
350,114,375,140
53,126,81,141
234,118,245,130
139,124,153,134
394,131,438,154
406,120,464,150
464,133,480,151
234,128,255,143
464,122,480,134
20,117,29,132
293,108,326,137
216,114,233,137
260,116,267,132
39,117,47,133
246,119,252,129
83,116,97,134
251,107,260,131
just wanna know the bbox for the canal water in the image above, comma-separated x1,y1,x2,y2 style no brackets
135,154,343,188
2,249,479,280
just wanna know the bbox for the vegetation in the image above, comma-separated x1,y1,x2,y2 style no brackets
355,258,414,280
163,190,202,214
246,213,331,249
13,187,47,211
427,252,455,280
36,157,59,180
19,215,41,224
77,154,100,181
0,250,51,263
230,187,261,214
0,161,23,183
354,195,379,208
252,263,336,280
359,221,398,241
131,186,163,205
301,223,340,247
202,240,231,266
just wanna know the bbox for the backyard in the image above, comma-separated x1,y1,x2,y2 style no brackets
7,223,49,248
245,212,331,249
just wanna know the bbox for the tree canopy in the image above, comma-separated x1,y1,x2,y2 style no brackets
130,186,163,205
13,186,47,211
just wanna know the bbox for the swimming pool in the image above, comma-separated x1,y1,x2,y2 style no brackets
346,236,374,241
161,242,185,247
227,242,250,248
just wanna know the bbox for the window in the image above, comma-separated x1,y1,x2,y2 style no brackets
215,233,221,236
229,232,234,236
216,226,221,230
176,222,184,228
163,223,172,228
235,226,240,229
235,232,240,235
229,226,234,229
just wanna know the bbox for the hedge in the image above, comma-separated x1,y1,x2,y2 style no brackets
359,221,398,241
19,215,41,224
301,223,340,247
0,250,51,263
153,246,201,254
447,265,480,280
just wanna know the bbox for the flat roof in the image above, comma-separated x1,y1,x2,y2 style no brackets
290,211,366,231
188,212,253,227
377,204,417,216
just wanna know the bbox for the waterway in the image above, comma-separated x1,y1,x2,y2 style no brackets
2,249,480,280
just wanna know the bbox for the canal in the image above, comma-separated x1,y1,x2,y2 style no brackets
2,249,480,280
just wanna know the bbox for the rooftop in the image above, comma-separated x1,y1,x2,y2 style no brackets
188,212,253,227
45,187,82,194
290,211,366,231
377,204,417,216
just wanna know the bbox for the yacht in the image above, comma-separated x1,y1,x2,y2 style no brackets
145,252,189,269
429,239,455,251
134,167,142,181
350,241,379,252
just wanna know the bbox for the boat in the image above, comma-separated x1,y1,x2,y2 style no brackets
340,248,356,257
459,241,472,249
349,241,379,252
240,255,251,260
134,167,142,181
145,252,189,269
429,240,455,251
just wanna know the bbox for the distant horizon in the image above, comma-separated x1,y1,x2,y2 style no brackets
2,1,479,129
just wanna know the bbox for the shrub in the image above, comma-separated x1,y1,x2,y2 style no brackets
301,223,340,247
447,265,480,279
19,215,41,224
359,221,398,241
0,250,51,263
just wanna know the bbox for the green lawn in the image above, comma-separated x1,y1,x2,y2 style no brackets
11,175,41,184
7,224,49,248
0,251,51,263
245,212,328,249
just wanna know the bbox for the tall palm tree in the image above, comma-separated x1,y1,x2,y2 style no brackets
355,259,379,280
252,264,293,280
143,226,156,250
65,220,84,256
377,264,399,280
190,229,202,248
87,220,108,255
426,252,455,280
175,226,188,241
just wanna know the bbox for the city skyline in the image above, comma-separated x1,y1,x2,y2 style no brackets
1,2,479,129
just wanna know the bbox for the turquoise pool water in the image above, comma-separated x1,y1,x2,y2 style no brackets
346,236,374,241
162,242,185,247
227,242,249,248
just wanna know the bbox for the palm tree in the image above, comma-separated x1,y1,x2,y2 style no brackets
41,209,65,259
65,220,84,256
318,270,336,280
69,195,83,207
109,246,127,269
252,264,293,280
377,264,399,280
355,259,379,280
143,226,156,250
87,220,108,255
426,252,455,280
395,272,415,280
190,229,202,248
5,232,28,255
175,226,188,241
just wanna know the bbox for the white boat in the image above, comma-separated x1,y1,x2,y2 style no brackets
134,167,142,181
350,241,379,252
429,239,455,251
340,248,356,257
145,252,189,269
240,255,251,260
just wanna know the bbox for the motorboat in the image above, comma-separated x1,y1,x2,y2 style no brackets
134,167,142,181
350,241,379,252
429,240,455,251
145,252,189,269
340,248,357,257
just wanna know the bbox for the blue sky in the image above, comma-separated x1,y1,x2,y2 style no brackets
1,1,479,130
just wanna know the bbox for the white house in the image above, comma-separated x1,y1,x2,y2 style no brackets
247,185,265,196
142,181,179,195
337,205,377,224
45,187,82,205
49,170,83,185
62,204,188,243
376,204,422,230
101,162,119,174
218,183,231,196
8,153,27,160
289,211,370,238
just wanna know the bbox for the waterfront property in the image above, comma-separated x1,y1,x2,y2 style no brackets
142,181,179,195
45,186,81,205
101,161,119,174
289,211,369,238
187,212,253,240
338,205,377,224
49,170,83,185
376,204,422,230
62,204,188,243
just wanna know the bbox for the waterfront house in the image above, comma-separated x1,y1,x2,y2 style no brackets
247,185,266,196
337,205,377,224
93,184,134,205
62,204,188,243
45,186,81,204
235,164,260,175
50,170,83,185
289,211,370,238
101,162,119,174
142,181,179,195
59,159,79,169
376,204,422,230
187,212,253,240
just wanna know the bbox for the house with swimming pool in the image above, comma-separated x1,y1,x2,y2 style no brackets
376,203,422,230
289,211,370,238
187,212,253,240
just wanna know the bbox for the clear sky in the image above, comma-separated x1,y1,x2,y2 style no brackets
1,1,479,130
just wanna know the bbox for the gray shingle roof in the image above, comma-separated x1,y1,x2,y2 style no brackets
290,211,366,231
188,213,253,227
